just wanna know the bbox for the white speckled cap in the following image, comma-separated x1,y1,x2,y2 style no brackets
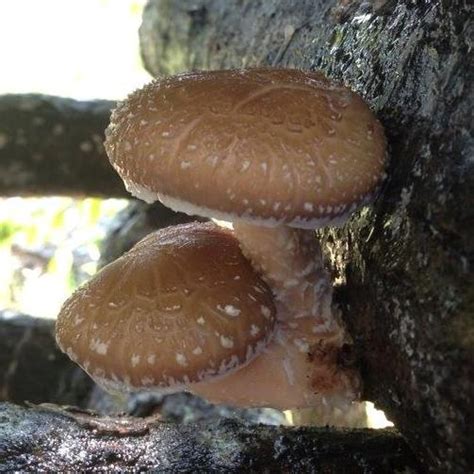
105,68,387,228
55,222,276,393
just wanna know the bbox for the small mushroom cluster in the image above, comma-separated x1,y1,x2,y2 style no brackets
56,68,387,409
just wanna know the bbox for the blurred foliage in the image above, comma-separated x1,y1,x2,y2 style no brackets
0,222,20,243
0,197,128,318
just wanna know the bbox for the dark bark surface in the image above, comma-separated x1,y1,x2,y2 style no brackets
0,312,93,406
98,201,205,268
0,403,421,473
140,1,474,472
0,94,128,198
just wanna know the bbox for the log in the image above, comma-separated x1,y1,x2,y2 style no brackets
139,1,474,471
0,311,93,406
0,403,421,472
0,94,127,198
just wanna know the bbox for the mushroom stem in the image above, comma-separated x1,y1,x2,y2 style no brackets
191,316,360,409
232,222,337,332
188,221,361,409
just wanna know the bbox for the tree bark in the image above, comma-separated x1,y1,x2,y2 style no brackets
0,403,421,472
0,94,128,198
98,201,206,268
0,311,93,406
139,1,474,472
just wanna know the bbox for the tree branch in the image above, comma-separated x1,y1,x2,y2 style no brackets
0,94,128,198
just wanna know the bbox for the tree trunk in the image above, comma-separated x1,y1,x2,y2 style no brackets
139,1,474,471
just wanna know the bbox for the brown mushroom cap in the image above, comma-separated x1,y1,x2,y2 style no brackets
105,68,387,228
55,222,276,393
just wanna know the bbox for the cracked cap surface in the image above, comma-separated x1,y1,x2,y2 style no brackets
105,68,387,228
55,222,276,392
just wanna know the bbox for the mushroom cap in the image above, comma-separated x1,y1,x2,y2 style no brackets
105,68,387,228
55,222,276,393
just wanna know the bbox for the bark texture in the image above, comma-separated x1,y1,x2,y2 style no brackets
139,1,474,472
0,311,93,406
98,201,206,268
0,403,421,472
0,94,128,198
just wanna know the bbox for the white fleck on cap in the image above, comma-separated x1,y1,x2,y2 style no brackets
55,222,276,392
105,68,387,228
